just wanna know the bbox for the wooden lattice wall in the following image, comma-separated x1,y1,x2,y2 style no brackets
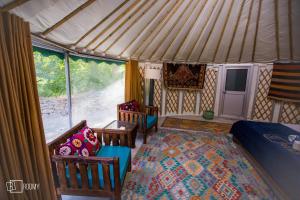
251,67,274,121
200,68,218,113
279,102,300,124
138,64,145,106
182,90,197,114
165,89,180,114
153,80,162,115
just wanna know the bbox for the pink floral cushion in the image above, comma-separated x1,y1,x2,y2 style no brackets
119,100,139,112
57,126,100,157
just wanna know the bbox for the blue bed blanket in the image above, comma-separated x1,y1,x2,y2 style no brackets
231,120,300,199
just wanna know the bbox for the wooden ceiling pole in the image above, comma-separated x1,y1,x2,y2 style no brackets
91,0,149,51
186,0,218,61
119,0,178,56
73,0,130,46
148,0,193,60
238,0,255,61
225,0,246,62
135,0,184,59
103,0,159,53
274,0,280,60
171,0,208,61
251,0,262,62
159,0,204,61
288,0,293,60
0,0,28,12
212,0,235,62
197,0,225,62
42,0,96,36
84,0,141,49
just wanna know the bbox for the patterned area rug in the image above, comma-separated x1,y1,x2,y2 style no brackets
161,117,232,134
122,129,277,199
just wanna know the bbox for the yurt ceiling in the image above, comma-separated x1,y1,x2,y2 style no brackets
1,0,300,63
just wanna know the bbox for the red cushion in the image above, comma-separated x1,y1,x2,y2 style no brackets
57,126,100,157
119,100,139,112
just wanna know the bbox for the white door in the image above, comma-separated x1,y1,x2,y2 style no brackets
221,67,250,118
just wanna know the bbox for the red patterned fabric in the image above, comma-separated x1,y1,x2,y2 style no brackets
57,126,100,157
119,100,140,112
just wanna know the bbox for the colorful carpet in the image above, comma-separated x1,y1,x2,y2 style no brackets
122,129,277,199
161,117,232,134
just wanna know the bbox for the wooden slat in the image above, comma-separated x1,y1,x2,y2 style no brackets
113,159,121,198
0,0,28,12
102,164,111,191
68,162,79,188
288,0,293,60
73,0,130,46
129,113,133,123
112,133,118,146
274,0,280,59
42,0,96,35
92,0,149,51
104,133,110,146
120,134,125,146
57,162,67,190
118,0,171,56
251,0,262,62
91,164,100,189
85,0,141,49
79,163,89,189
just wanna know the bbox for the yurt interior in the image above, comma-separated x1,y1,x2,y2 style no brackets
1,0,300,199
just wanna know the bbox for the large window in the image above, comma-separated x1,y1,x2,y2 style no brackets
33,47,125,142
70,56,125,127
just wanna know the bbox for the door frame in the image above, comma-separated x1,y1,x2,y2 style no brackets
219,64,253,119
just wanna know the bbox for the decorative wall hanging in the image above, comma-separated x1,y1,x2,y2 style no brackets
268,63,300,103
163,63,206,89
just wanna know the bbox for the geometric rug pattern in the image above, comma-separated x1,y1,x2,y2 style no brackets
161,117,232,134
122,129,277,199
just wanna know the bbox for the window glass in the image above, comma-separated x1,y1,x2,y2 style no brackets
33,47,69,141
225,69,248,91
70,56,125,128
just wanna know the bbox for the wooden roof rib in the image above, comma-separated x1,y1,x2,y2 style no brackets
3,0,300,63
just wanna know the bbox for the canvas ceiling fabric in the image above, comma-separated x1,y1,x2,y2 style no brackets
2,0,299,63
0,13,56,199
268,63,300,103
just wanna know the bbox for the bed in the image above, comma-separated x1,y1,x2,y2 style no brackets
231,120,300,199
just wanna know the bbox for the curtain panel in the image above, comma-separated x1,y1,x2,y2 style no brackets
125,60,142,105
0,13,56,199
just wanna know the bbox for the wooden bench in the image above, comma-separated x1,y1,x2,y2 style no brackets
48,120,131,200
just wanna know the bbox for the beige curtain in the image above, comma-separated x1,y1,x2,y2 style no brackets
124,59,143,105
0,13,56,200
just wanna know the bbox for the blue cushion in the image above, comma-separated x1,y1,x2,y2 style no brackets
147,115,157,129
65,146,130,189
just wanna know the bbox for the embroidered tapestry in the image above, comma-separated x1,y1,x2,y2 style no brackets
163,63,206,89
268,63,300,103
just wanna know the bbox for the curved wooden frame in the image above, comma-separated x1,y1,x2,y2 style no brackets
48,120,130,200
